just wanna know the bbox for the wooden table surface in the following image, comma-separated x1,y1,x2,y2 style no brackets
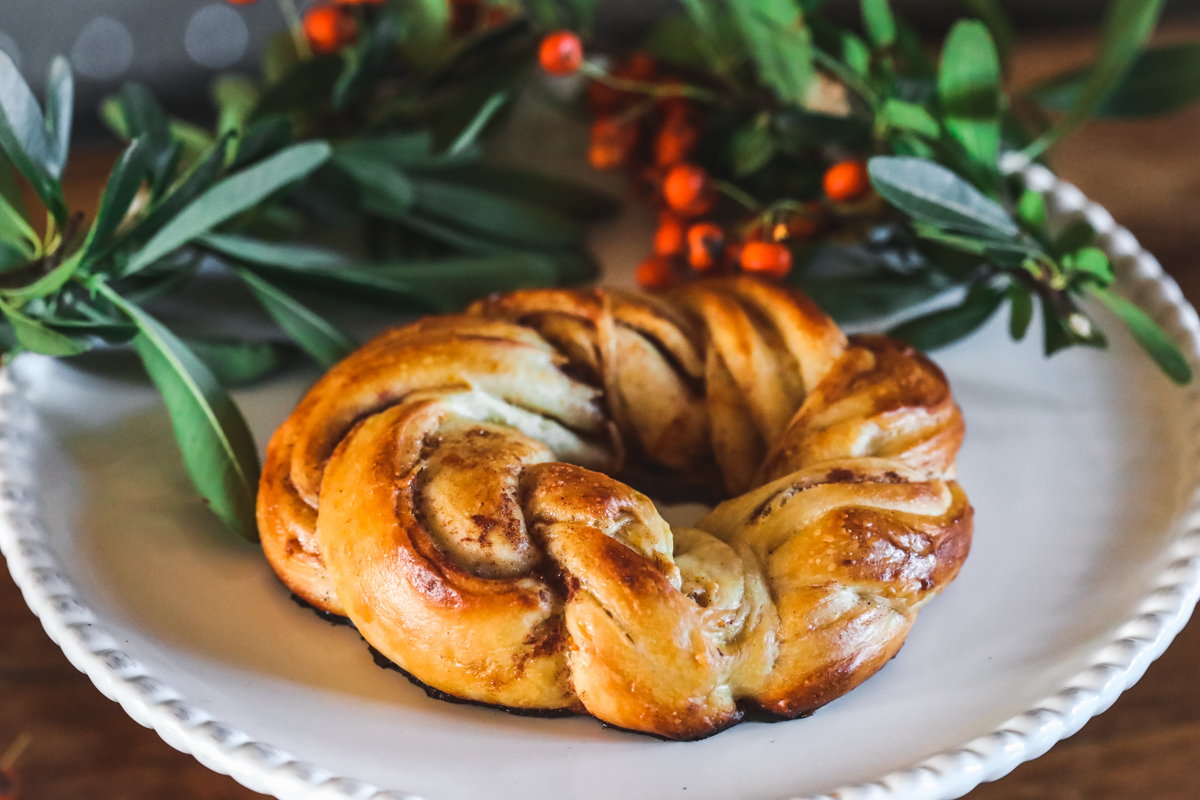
5,22,1200,800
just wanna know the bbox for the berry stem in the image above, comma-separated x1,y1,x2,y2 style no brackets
276,0,313,60
712,180,761,211
578,61,718,104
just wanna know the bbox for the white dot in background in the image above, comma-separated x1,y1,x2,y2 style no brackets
185,5,249,69
71,17,134,80
0,31,20,69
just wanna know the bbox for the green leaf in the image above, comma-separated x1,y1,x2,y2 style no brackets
251,55,342,122
1090,285,1192,384
732,116,777,177
336,155,415,217
0,51,68,223
199,232,347,270
410,177,583,249
842,31,871,76
1025,0,1166,158
868,156,1019,237
82,135,155,261
230,115,294,171
185,337,291,387
1030,42,1200,119
888,282,1005,350
119,82,169,138
911,221,1035,261
251,254,560,311
0,297,89,356
122,136,230,246
399,0,450,64
0,191,37,254
3,249,83,301
334,133,440,170
447,167,618,221
797,273,951,324
1017,188,1046,229
127,141,331,274
447,92,508,159
232,266,355,368
1065,246,1113,286
938,20,1001,170
1051,217,1096,257
95,281,260,539
730,0,815,106
1007,282,1033,340
861,0,896,48
44,56,73,178
212,75,260,137
879,98,940,138
961,0,1015,67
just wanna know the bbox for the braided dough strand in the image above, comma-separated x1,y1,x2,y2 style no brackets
258,276,972,739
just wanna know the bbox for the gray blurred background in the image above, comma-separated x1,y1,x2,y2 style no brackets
2,0,1199,141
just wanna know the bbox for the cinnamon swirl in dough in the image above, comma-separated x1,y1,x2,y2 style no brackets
257,276,971,739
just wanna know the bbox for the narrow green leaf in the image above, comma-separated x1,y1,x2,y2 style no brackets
4,249,83,301
335,155,415,217
199,232,347,270
99,95,129,139
122,136,229,246
232,266,354,367
1025,0,1166,158
185,337,290,387
1066,246,1113,286
880,98,940,138
1017,188,1046,229
861,0,896,48
0,52,67,223
127,141,331,274
0,297,89,355
119,82,168,137
730,0,815,106
888,283,1005,350
334,133,439,170
1007,282,1033,340
230,115,294,171
252,254,560,311
447,93,508,159
212,75,260,137
44,56,73,178
1090,285,1192,384
938,20,1001,170
868,156,1019,236
732,117,777,176
411,177,583,249
842,31,872,76
0,152,27,221
0,192,37,253
448,167,618,221
962,0,1015,66
1029,42,1200,119
95,281,260,539
83,135,154,260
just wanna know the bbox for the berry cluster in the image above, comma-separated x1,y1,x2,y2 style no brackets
537,31,874,291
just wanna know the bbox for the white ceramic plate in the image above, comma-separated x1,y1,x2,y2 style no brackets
3,163,1200,800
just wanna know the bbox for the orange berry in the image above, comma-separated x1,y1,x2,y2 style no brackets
588,117,637,171
654,110,699,166
740,241,793,279
687,222,724,271
539,31,583,76
304,4,356,53
654,213,685,256
615,52,657,82
823,159,870,202
636,256,676,290
663,163,710,216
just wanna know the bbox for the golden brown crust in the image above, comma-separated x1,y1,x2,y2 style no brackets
258,276,972,739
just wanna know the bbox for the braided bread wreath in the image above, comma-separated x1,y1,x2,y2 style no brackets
257,275,972,741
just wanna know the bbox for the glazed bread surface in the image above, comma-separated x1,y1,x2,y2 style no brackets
258,276,972,739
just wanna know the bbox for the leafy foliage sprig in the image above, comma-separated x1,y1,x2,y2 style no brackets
546,0,1193,385
0,4,610,538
